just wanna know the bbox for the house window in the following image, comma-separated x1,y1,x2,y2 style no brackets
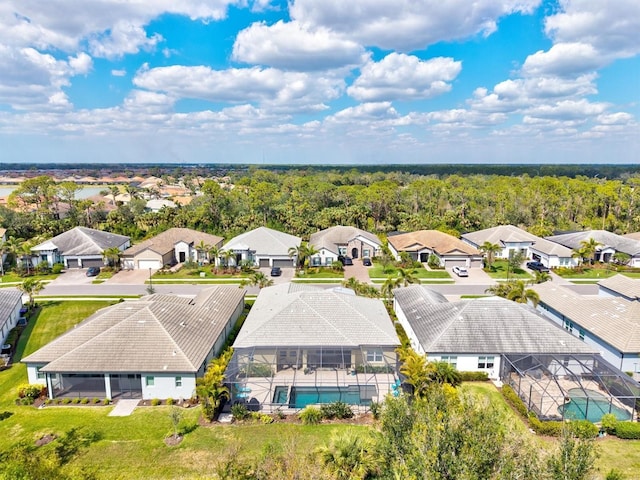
440,356,457,368
578,329,585,340
478,356,495,369
175,376,182,388
363,249,370,258
366,349,383,362
563,320,573,332
145,376,155,387
36,366,45,380
338,247,347,255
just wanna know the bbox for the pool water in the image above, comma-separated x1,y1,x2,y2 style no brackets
288,386,366,408
273,386,288,404
558,388,633,422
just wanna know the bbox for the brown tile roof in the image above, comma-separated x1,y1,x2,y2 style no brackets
123,227,223,257
388,230,480,256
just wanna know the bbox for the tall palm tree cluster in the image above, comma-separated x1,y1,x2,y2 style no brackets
485,280,540,307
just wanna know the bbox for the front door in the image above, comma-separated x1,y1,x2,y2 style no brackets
179,252,186,262
351,247,358,259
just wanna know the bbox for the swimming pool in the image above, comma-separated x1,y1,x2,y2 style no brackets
558,388,633,422
288,386,366,408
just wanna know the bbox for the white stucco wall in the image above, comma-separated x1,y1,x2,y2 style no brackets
174,240,195,263
429,353,501,379
141,373,197,400
1,296,23,345
311,247,338,266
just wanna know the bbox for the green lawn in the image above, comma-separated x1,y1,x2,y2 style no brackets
296,268,344,279
555,267,618,279
484,260,532,279
152,268,251,280
0,272,59,283
622,272,640,278
368,264,451,279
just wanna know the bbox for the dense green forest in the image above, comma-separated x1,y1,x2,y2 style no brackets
1,167,638,242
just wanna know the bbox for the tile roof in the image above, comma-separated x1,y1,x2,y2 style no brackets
388,230,480,256
533,282,640,353
23,286,245,373
0,288,23,325
528,236,574,257
598,274,640,301
31,227,130,256
624,232,640,241
233,283,399,348
223,227,301,256
123,228,223,257
546,230,640,256
394,285,595,354
309,226,381,254
461,225,539,246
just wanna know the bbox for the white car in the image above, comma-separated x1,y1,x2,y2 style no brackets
452,266,469,277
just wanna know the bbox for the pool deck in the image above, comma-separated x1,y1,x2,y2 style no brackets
229,368,398,413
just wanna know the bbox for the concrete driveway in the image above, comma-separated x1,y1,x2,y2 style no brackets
259,267,295,284
47,269,96,286
448,266,495,285
344,259,371,283
107,269,156,285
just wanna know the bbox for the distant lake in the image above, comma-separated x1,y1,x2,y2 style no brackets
0,186,106,199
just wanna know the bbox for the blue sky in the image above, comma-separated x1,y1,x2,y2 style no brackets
0,0,638,165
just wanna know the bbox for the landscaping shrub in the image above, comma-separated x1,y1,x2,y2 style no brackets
52,263,64,274
569,420,599,439
80,398,89,404
459,371,489,382
299,406,322,425
166,397,174,406
600,413,618,434
355,364,394,374
151,398,161,406
240,363,273,377
250,412,274,424
606,468,626,480
320,401,354,420
62,398,72,405
613,422,640,439
92,398,101,404
370,401,382,420
231,403,250,421
501,385,528,418
102,398,110,405
72,398,81,404
17,383,46,404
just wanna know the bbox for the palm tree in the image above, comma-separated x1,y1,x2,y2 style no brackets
240,271,273,289
532,270,552,284
571,247,587,271
19,278,44,309
579,238,603,264
429,360,462,387
195,240,210,264
395,268,420,287
380,276,398,304
288,242,318,269
221,250,236,271
196,349,232,421
207,245,221,270
485,282,513,298
4,236,23,271
398,348,431,398
479,241,502,269
506,280,540,307
18,242,34,275
102,247,122,272
317,430,373,480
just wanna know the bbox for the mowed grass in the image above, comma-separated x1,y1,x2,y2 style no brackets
484,260,532,279
368,264,451,279
3,301,640,478
556,267,617,279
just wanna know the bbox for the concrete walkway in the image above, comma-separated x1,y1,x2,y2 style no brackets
108,399,140,416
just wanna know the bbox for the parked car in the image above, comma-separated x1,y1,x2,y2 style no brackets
270,267,282,277
526,261,550,273
362,257,372,266
341,256,353,266
86,266,101,277
452,266,468,277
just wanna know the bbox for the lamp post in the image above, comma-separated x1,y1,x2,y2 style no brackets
147,267,154,294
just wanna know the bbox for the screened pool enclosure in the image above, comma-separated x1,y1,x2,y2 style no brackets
502,353,640,422
223,345,400,412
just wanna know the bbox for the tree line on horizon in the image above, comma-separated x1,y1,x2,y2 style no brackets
0,169,638,244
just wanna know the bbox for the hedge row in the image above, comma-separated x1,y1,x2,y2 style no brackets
459,371,489,382
611,422,640,439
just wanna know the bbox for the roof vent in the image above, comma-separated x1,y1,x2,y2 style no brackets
179,321,186,327
137,320,145,324
172,350,177,356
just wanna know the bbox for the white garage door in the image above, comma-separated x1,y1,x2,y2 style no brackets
138,259,162,270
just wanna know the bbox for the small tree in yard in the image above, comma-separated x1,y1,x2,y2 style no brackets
18,278,43,309
196,349,233,421
169,407,183,439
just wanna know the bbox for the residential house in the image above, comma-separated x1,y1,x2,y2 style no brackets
393,285,638,420
387,230,483,268
598,275,640,302
462,224,577,268
31,227,130,269
0,288,24,348
394,285,595,380
533,282,640,372
309,225,382,266
222,226,301,268
122,228,224,270
224,283,400,411
22,286,245,400
145,199,177,212
546,230,640,267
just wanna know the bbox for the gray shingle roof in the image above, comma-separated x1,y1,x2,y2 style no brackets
394,285,595,354
310,226,381,254
461,225,539,246
533,282,640,353
123,228,223,257
0,288,23,326
528,236,574,257
234,283,399,348
598,274,640,301
223,227,301,255
23,286,245,373
31,227,130,256
546,230,640,256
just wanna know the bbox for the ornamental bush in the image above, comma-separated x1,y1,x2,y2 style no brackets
299,406,322,425
600,413,618,434
613,422,640,439
458,371,489,382
501,385,528,418
320,401,354,420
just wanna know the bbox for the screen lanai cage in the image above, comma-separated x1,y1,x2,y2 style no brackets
502,353,640,422
223,345,400,413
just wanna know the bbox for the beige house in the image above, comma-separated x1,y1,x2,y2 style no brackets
388,230,483,268
122,228,223,270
